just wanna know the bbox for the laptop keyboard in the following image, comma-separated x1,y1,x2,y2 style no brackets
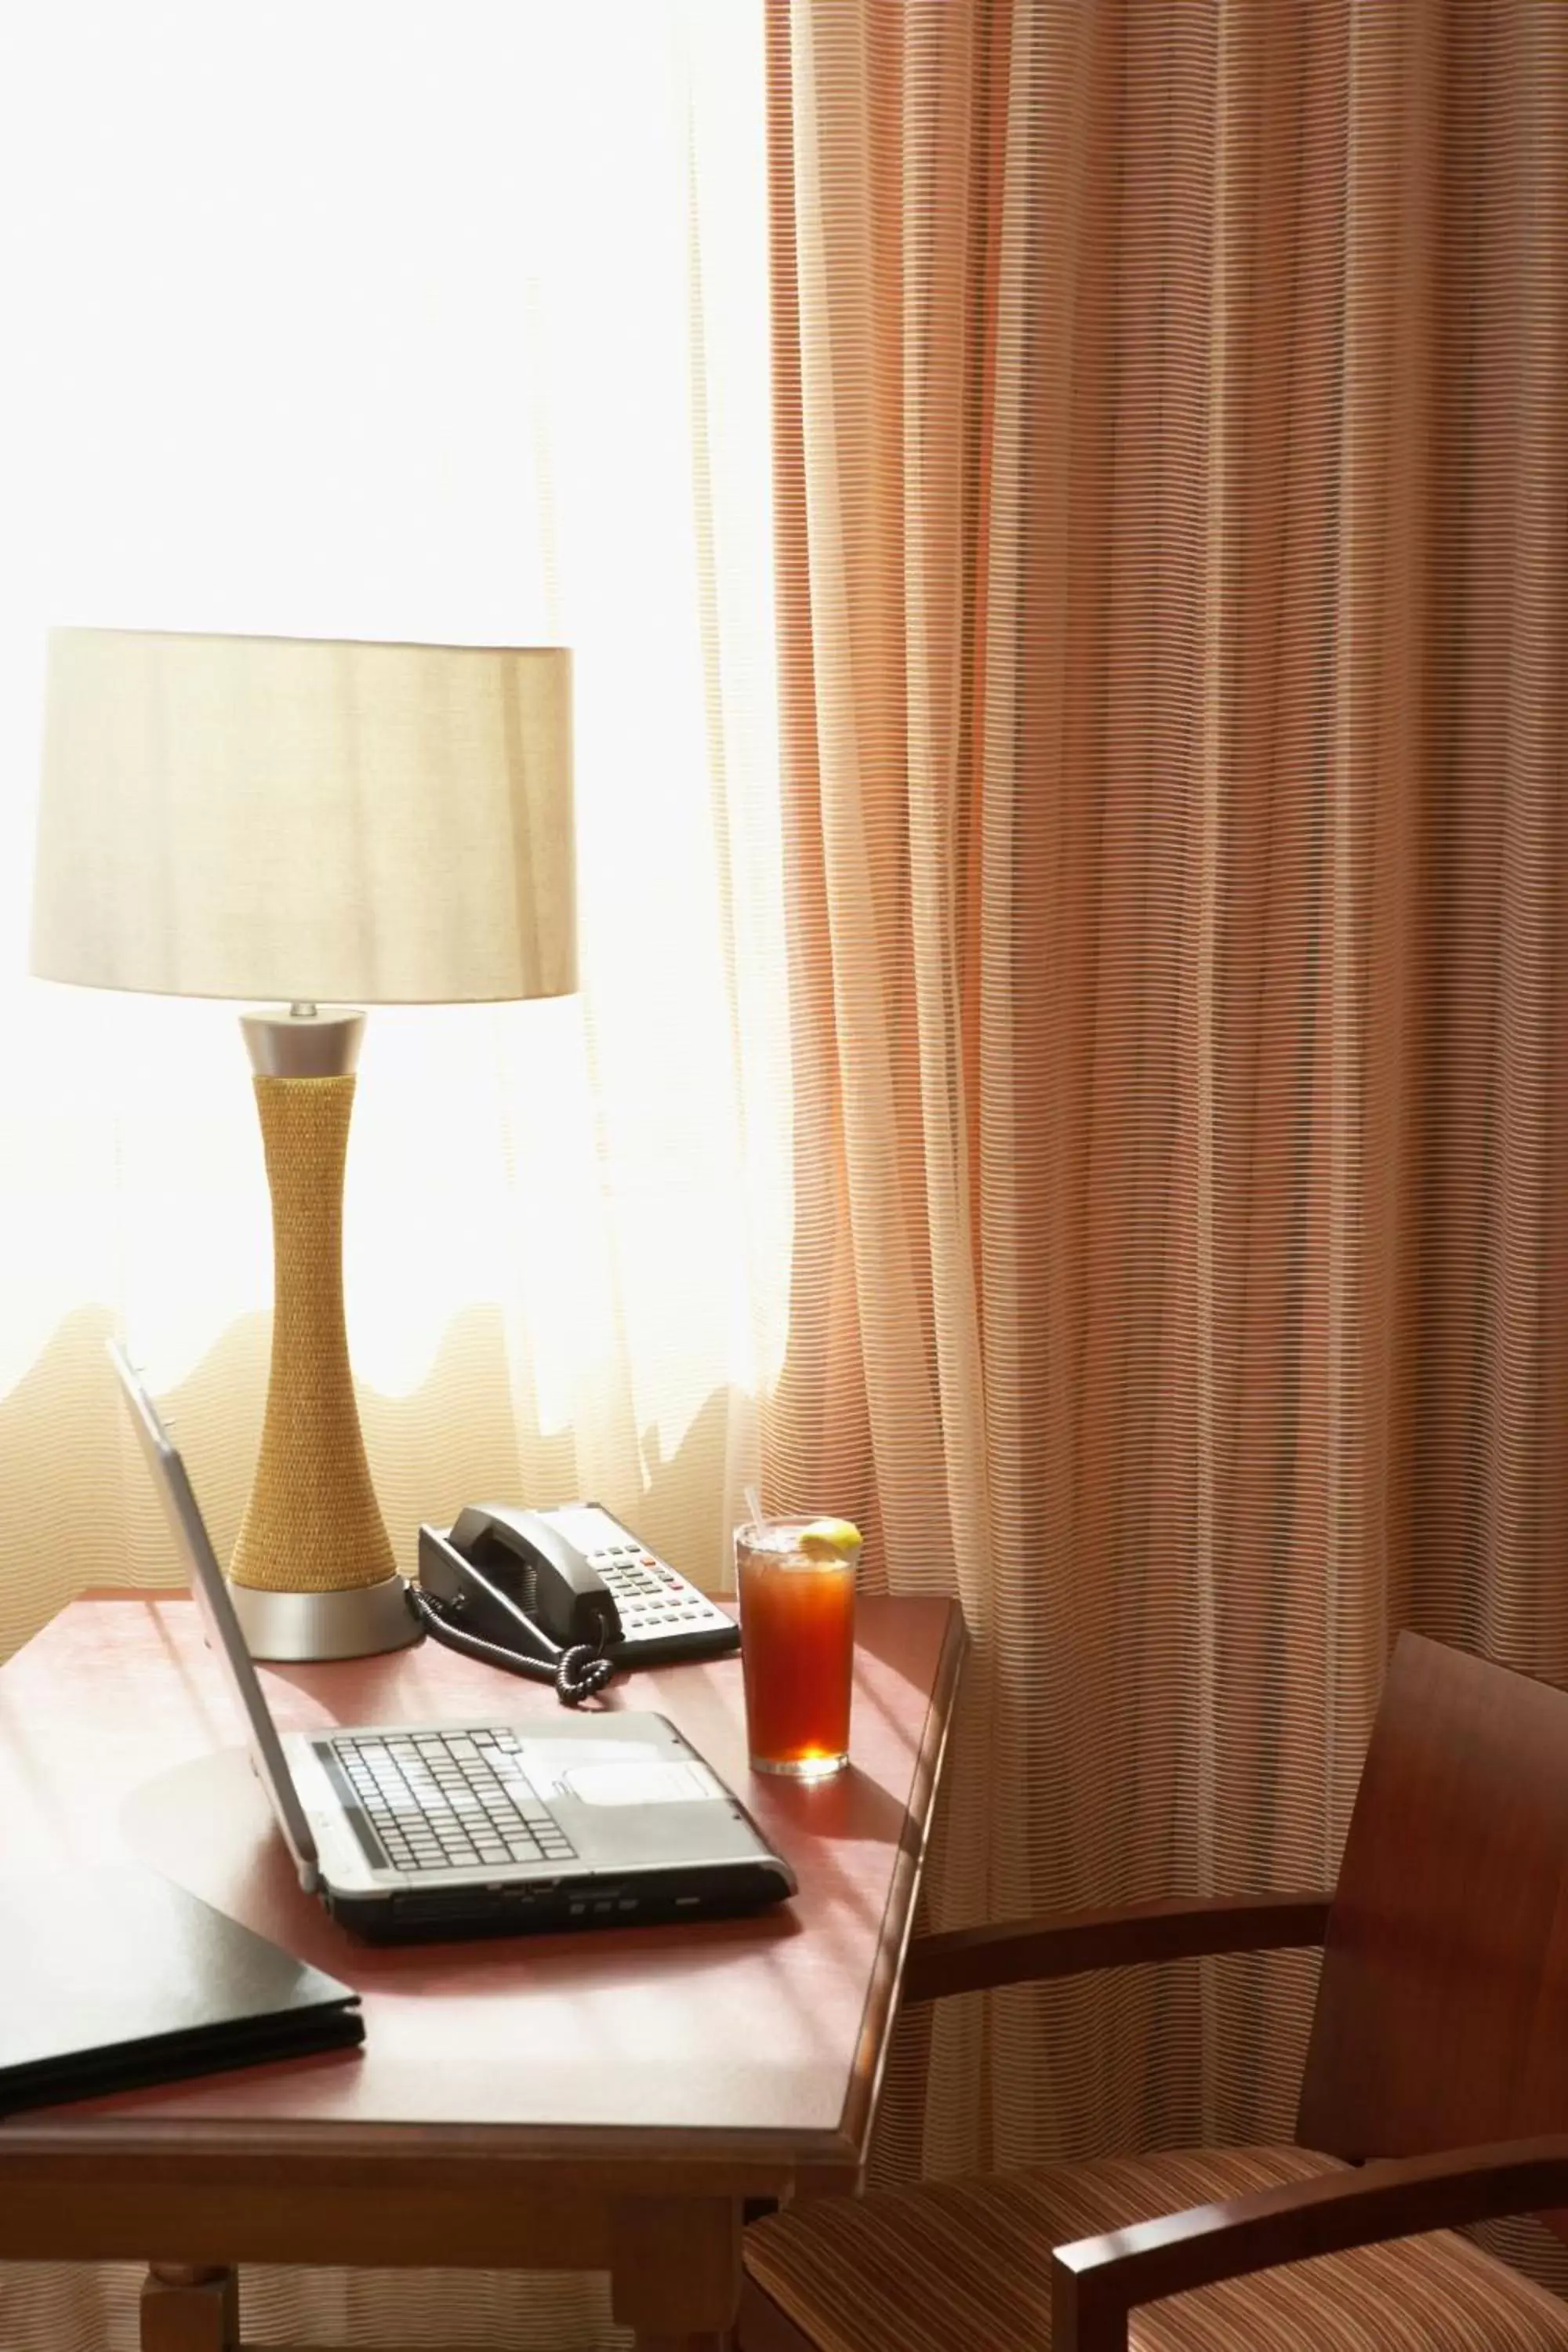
333,1727,579,1875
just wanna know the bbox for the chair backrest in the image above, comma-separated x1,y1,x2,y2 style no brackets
1300,1631,1568,2172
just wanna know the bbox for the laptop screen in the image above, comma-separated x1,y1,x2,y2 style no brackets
109,1342,322,1891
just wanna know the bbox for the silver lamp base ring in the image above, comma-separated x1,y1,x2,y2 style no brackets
227,1573,421,1662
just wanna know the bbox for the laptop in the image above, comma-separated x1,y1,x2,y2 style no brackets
111,1346,796,1944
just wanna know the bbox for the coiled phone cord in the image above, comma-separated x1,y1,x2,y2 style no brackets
405,1583,616,1707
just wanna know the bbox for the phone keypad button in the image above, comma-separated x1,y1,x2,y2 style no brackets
544,1521,737,1655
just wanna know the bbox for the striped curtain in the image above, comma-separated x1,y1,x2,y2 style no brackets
765,0,1568,2193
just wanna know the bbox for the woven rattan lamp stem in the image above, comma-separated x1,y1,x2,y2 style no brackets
227,1010,417,1661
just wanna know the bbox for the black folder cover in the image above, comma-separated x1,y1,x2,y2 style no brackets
0,1864,363,2115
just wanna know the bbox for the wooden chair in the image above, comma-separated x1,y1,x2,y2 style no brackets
741,1632,1568,2352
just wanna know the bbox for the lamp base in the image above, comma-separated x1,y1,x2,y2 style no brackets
227,1572,420,1662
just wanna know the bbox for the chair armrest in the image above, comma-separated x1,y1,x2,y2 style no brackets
1051,2132,1568,2352
902,1892,1332,2004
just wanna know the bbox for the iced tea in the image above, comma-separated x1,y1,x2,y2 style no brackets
736,1518,859,1777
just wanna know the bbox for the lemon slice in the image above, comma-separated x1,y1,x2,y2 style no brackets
798,1516,862,1561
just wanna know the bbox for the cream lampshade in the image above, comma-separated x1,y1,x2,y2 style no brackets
32,627,575,1661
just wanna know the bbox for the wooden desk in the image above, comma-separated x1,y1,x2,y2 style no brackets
0,1592,963,2351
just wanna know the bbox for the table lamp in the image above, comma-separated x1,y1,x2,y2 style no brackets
31,627,575,1661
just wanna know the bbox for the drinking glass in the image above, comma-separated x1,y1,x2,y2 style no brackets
735,1518,859,1777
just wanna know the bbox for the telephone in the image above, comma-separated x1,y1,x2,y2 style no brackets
409,1501,740,1707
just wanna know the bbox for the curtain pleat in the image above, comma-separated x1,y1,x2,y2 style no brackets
766,0,1568,2213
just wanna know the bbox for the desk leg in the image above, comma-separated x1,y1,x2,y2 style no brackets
141,2263,239,2352
611,2194,741,2352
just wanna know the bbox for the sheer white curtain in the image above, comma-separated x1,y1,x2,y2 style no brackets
0,2,782,2344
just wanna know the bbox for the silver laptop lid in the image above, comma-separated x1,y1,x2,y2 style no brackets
110,1342,321,1893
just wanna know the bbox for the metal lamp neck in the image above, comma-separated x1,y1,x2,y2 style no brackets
239,1005,367,1079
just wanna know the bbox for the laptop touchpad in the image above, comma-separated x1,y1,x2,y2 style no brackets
561,1760,720,1808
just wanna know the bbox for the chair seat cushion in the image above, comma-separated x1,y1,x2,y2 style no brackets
743,2143,1568,2352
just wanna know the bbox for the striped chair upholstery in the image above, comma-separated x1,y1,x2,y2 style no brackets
743,2145,1568,2352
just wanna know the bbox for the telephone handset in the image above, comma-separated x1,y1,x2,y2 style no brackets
410,1501,739,1707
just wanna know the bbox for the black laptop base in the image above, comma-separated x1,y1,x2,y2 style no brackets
328,1858,793,1944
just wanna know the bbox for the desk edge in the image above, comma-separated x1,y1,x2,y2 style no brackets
834,1595,968,2169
